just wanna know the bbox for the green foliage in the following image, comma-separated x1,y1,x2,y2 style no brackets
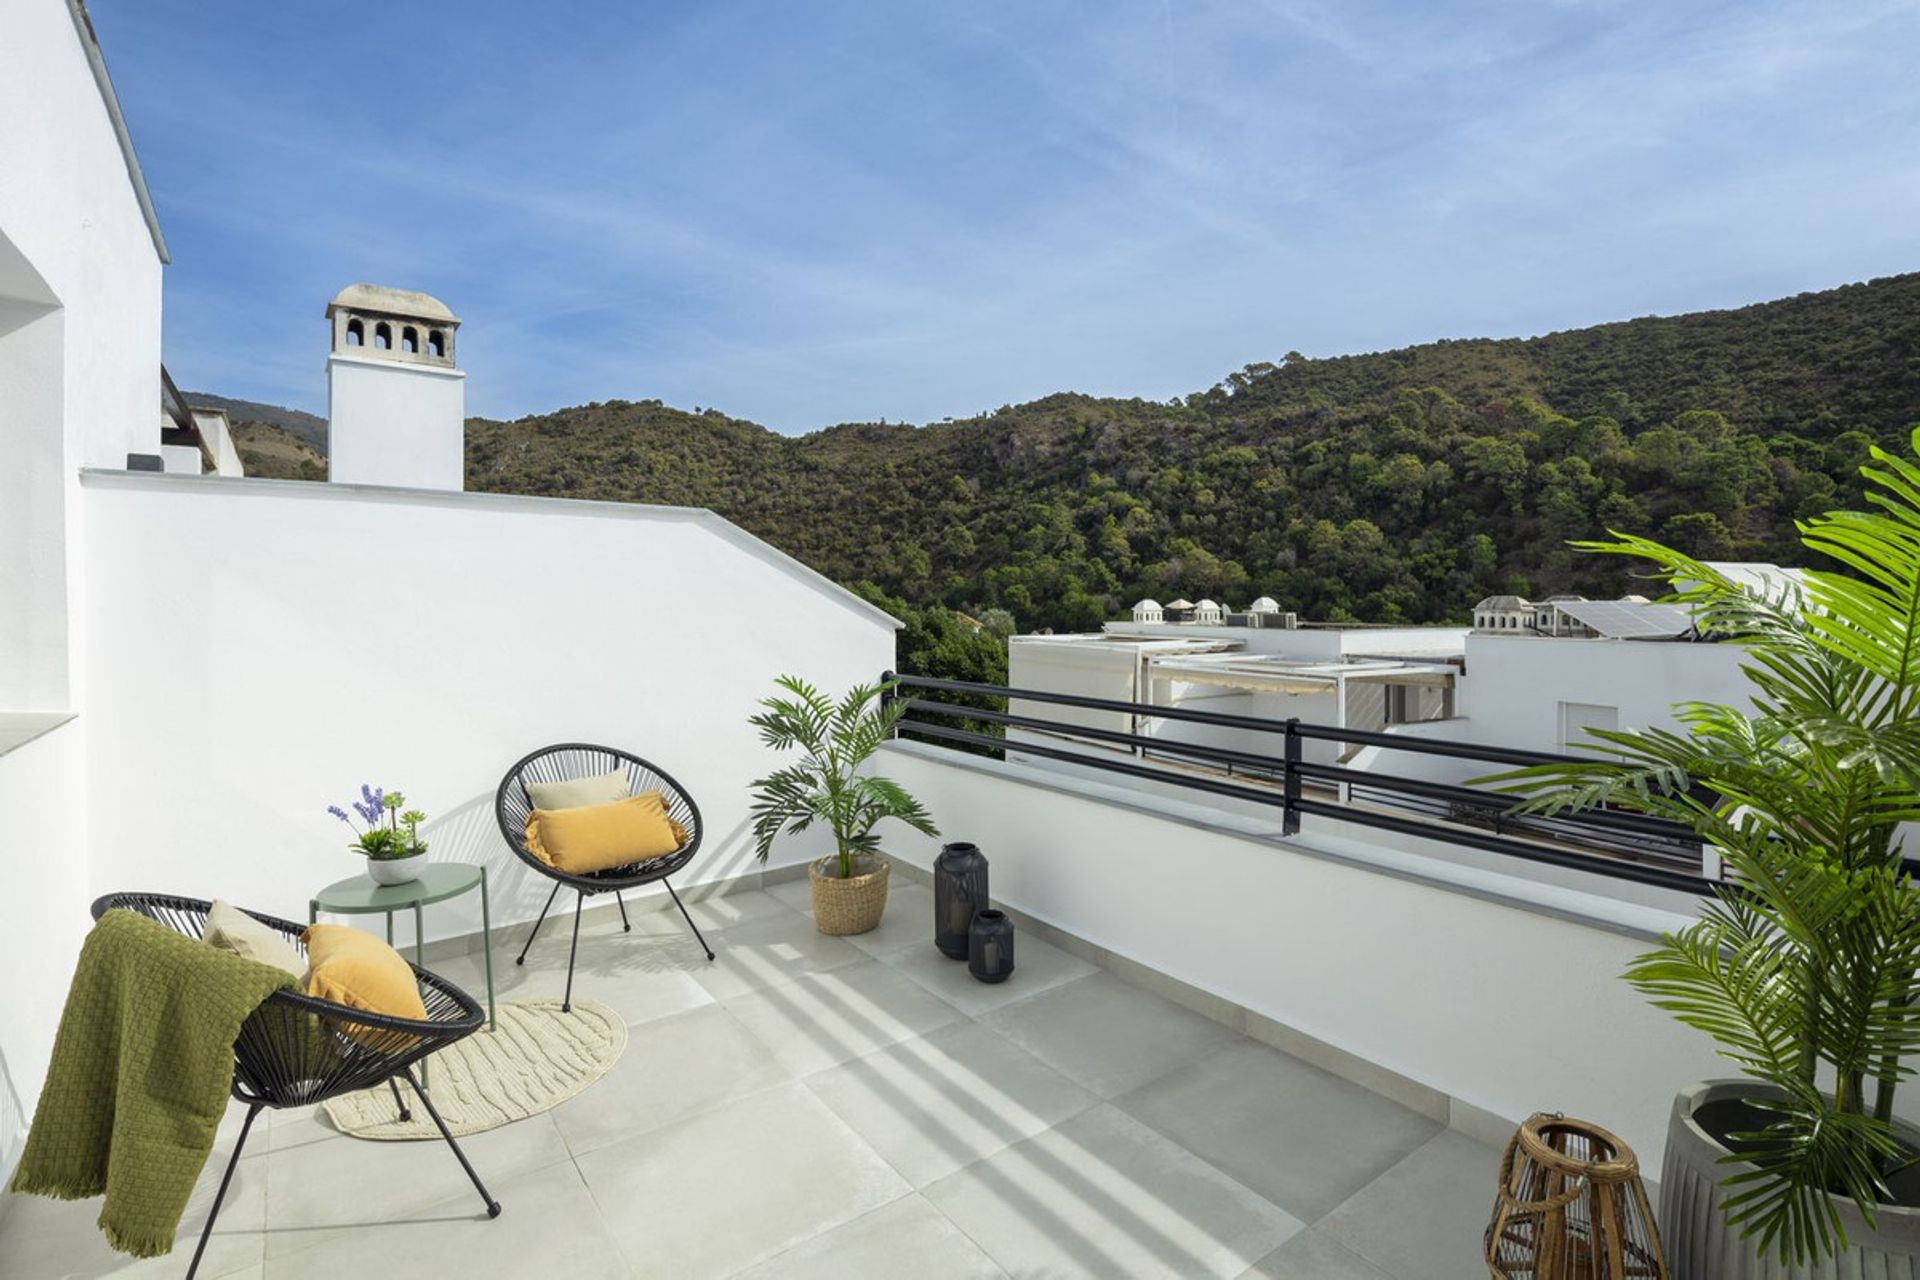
747,676,940,879
852,584,1010,755
1490,431,1920,1265
465,274,1920,639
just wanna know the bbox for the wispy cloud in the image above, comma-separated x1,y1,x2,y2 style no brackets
94,0,1920,431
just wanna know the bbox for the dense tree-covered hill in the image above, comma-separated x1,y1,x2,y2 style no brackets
464,273,1920,631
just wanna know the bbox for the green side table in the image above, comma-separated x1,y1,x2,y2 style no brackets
309,862,497,1081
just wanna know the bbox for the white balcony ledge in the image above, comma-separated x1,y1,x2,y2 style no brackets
878,738,1700,944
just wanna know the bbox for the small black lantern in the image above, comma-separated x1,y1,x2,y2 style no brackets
968,910,1015,983
934,842,988,960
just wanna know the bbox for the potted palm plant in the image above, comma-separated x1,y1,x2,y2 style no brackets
749,676,939,935
1494,433,1920,1275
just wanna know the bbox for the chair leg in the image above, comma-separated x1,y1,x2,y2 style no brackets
562,890,584,1013
388,1076,411,1122
516,882,561,967
664,879,715,961
186,1102,262,1280
403,1067,501,1219
615,889,631,932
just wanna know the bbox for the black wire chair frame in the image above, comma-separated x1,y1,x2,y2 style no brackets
90,892,500,1279
494,743,714,1012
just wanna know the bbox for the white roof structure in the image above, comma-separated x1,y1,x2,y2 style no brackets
1249,596,1280,613
1145,652,1455,694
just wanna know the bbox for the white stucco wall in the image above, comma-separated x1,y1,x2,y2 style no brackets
190,408,244,477
0,1,164,473
1456,635,1749,755
0,720,89,1189
327,355,466,490
77,474,897,947
0,293,69,709
159,443,202,474
878,742,1727,1180
0,2,165,715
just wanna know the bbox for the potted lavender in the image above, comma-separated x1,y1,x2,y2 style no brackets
329,785,430,885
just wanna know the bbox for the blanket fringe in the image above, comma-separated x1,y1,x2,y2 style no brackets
6,1170,106,1201
100,1215,176,1259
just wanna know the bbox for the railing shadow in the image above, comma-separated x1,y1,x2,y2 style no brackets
715,918,1261,1275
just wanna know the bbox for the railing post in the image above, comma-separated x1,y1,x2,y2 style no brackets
1282,718,1301,836
880,670,897,738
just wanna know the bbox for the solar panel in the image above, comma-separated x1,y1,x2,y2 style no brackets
1554,599,1696,639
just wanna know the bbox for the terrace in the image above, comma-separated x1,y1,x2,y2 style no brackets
1,869,1501,1280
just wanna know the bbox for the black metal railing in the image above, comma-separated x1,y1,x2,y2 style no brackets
882,671,1717,896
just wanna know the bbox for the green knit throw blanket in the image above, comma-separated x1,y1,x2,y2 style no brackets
8,908,294,1258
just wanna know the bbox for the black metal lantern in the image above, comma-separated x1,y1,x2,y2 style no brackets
968,909,1015,984
933,842,988,959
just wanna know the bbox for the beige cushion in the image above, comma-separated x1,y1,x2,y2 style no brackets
205,898,307,981
525,768,630,811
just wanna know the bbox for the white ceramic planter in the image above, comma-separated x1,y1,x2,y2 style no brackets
365,853,425,886
1660,1079,1920,1279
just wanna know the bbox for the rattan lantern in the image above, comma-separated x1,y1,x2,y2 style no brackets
1485,1113,1666,1279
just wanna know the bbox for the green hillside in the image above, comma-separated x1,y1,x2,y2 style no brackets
466,272,1920,631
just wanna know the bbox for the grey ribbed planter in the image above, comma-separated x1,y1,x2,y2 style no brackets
1660,1079,1920,1279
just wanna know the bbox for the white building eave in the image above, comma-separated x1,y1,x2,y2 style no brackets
77,469,904,631
66,0,168,263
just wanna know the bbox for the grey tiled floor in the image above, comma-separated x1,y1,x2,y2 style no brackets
0,887,1499,1279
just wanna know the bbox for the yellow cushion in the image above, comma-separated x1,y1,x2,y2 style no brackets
302,923,428,1024
525,792,685,875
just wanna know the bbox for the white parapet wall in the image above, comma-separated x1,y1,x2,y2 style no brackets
75,471,897,953
876,739,1738,1182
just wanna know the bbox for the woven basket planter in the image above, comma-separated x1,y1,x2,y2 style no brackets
809,855,890,936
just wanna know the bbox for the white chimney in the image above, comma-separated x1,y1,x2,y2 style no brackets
325,284,464,489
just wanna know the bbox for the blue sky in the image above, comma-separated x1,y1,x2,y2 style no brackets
96,1,1920,433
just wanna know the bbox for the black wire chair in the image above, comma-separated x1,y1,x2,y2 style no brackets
495,743,714,1012
91,892,500,1280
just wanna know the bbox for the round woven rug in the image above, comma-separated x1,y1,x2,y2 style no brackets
324,998,626,1140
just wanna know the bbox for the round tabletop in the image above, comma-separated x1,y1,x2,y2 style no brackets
311,862,485,913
